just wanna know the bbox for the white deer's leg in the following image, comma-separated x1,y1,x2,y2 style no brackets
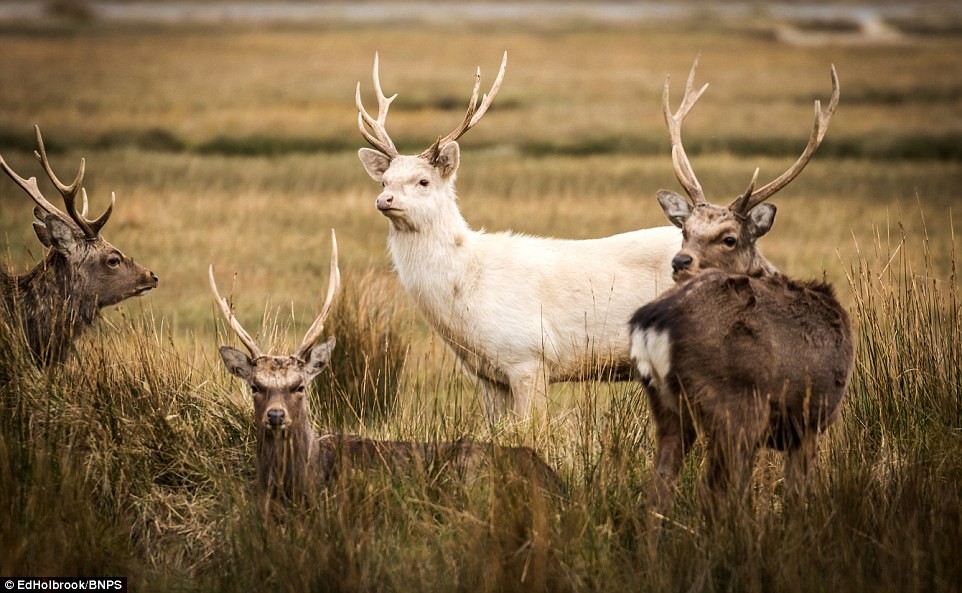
478,376,511,424
508,363,549,421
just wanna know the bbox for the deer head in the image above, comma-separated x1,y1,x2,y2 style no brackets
0,126,159,308
657,55,839,281
0,126,158,365
211,229,340,436
356,52,507,233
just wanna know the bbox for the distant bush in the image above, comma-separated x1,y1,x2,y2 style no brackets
44,0,96,21
196,135,354,157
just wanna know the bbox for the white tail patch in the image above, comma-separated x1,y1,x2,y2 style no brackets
630,327,672,390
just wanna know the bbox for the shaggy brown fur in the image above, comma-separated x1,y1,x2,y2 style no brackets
0,127,157,366
211,239,561,504
634,57,851,513
220,345,564,503
630,271,853,511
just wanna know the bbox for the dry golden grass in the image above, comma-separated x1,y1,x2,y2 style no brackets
0,22,958,300
1,15,961,592
0,20,958,404
0,19,958,414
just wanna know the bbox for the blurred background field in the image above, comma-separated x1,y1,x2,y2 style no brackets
1,3,960,332
1,3,961,591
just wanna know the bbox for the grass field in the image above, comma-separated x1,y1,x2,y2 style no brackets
1,10,961,592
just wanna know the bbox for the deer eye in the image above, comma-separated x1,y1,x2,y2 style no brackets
250,385,262,395
294,385,306,395
418,179,430,187
722,236,737,248
106,255,122,268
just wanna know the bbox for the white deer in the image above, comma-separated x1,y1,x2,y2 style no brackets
356,53,681,420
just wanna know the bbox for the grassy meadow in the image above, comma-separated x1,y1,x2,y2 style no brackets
1,10,961,592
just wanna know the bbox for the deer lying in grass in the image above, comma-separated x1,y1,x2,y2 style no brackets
0,126,158,366
211,231,562,502
629,57,854,512
356,52,680,421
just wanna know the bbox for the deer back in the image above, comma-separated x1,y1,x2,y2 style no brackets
630,271,854,440
314,433,564,494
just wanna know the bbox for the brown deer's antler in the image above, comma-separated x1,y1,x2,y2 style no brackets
0,125,113,239
729,65,840,215
295,229,340,361
209,265,266,360
356,53,400,159
419,51,508,163
209,230,340,362
663,53,710,207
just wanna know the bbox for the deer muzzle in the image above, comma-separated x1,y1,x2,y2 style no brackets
376,193,395,212
671,253,693,273
266,408,287,430
133,270,159,296
671,252,700,282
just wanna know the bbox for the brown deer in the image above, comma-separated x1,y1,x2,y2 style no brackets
0,126,158,366
210,230,562,503
628,56,854,514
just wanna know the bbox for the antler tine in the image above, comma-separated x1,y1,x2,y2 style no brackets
81,187,115,236
209,264,265,360
732,64,840,214
296,229,341,361
735,167,761,205
356,52,400,158
663,54,710,206
33,125,115,238
0,154,62,219
33,125,96,238
419,51,507,161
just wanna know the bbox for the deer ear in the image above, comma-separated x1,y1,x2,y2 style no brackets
435,142,460,180
303,336,336,381
358,148,392,182
657,190,693,228
44,215,80,256
30,207,55,246
746,204,776,240
219,346,253,383
32,221,52,247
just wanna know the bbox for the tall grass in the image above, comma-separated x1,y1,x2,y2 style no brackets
2,220,960,592
1,17,960,593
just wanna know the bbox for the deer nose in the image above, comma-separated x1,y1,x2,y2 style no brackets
671,254,693,272
149,271,159,286
267,409,286,427
376,194,394,211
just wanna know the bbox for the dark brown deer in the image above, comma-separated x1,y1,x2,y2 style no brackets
628,57,853,514
211,230,562,503
0,126,158,366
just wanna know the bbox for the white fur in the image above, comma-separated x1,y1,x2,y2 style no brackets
360,147,681,419
630,327,672,395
